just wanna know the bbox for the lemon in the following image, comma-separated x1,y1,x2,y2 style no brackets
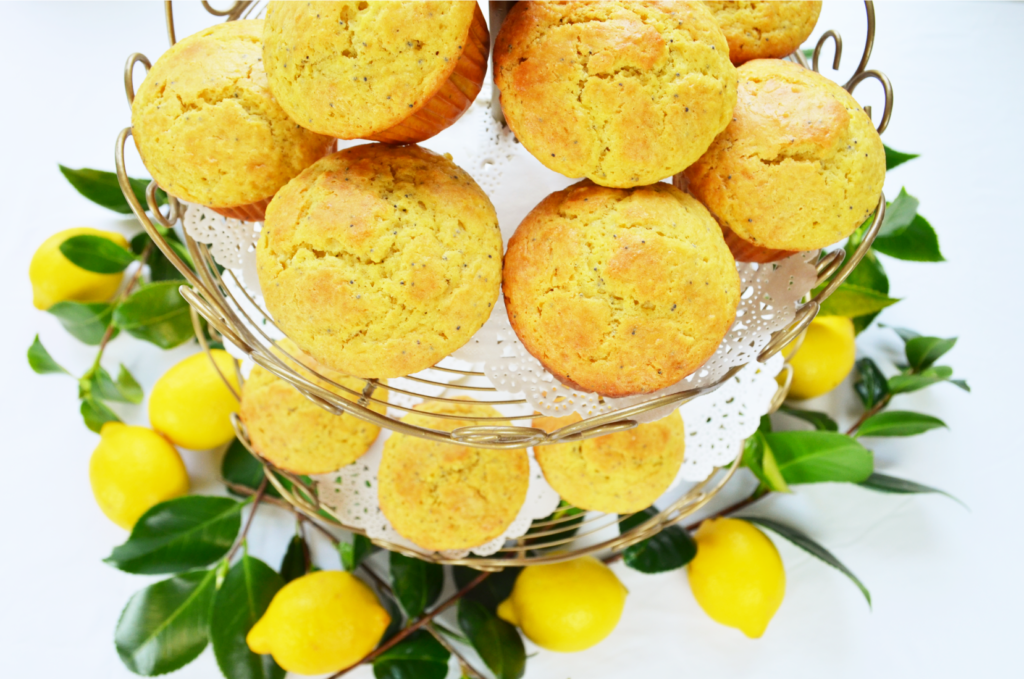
29,227,129,310
782,315,856,400
89,422,189,529
149,350,240,450
687,518,785,638
497,556,627,652
247,570,390,675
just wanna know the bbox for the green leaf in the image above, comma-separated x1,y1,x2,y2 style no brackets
950,379,971,392
858,472,964,506
458,599,526,679
59,234,135,274
877,188,920,238
742,431,790,493
854,358,889,408
115,568,218,676
905,336,957,371
764,431,873,484
745,517,871,606
373,629,450,679
453,566,518,612
779,406,838,431
857,410,946,438
221,439,281,500
389,552,443,619
758,413,773,434
618,507,697,573
59,165,163,215
340,533,375,573
116,365,145,404
27,335,68,375
874,213,945,262
105,496,245,574
47,301,117,345
843,250,889,333
888,365,954,394
524,500,585,549
211,555,286,679
378,592,404,643
884,145,919,171
132,232,194,281
81,397,121,433
818,283,899,318
885,325,921,343
113,281,194,349
86,365,143,404
280,534,309,584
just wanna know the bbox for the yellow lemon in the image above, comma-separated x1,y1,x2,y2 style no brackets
247,570,390,675
687,518,785,638
29,227,129,310
497,556,627,652
149,350,240,450
782,315,856,400
89,422,189,529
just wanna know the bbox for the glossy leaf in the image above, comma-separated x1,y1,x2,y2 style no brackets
854,358,889,408
905,336,957,371
745,517,871,606
59,234,134,273
453,566,518,612
87,365,143,404
47,301,117,345
221,439,281,500
389,552,443,619
856,411,946,438
779,406,839,431
883,145,919,170
372,629,450,679
113,281,194,349
619,508,697,573
950,379,971,392
764,431,873,484
843,250,889,333
115,569,217,676
27,335,68,375
877,188,919,238
458,599,526,679
211,555,285,679
873,213,944,262
524,500,585,548
81,397,120,433
742,431,790,493
818,282,899,318
279,534,309,584
888,366,954,394
59,165,163,215
340,533,374,573
379,591,404,643
105,496,245,574
858,472,964,506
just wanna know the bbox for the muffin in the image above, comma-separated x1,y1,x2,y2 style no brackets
493,1,736,188
131,21,334,221
533,411,685,513
256,143,502,379
378,401,530,551
263,1,488,144
503,180,740,398
704,1,822,65
240,340,386,475
684,59,886,260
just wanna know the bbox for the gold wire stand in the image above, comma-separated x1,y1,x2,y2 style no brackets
114,1,892,567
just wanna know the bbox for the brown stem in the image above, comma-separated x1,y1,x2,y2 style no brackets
94,242,153,362
328,571,491,678
224,477,267,563
427,624,484,679
845,394,892,435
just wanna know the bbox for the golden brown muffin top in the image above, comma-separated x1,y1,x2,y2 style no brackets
684,59,886,251
256,143,502,379
378,400,529,551
494,1,736,188
503,180,740,397
263,1,479,139
704,1,821,65
131,20,333,208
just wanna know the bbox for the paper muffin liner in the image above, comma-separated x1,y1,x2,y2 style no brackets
721,224,799,263
209,197,272,223
366,4,488,145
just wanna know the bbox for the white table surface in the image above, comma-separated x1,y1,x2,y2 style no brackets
1,2,1021,678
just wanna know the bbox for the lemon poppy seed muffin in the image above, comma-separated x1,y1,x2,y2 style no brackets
494,1,737,188
704,1,822,65
240,340,387,475
263,1,488,144
256,143,502,379
503,180,740,398
684,59,886,256
378,401,530,551
131,21,334,221
533,411,685,513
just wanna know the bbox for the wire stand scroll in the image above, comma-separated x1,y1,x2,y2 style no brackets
113,1,892,566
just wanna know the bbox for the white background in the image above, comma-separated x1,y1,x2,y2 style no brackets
1,2,1021,678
